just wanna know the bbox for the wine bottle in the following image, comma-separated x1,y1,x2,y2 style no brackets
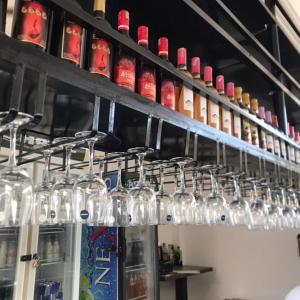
242,92,250,112
228,82,241,139
217,75,231,135
175,48,193,118
114,10,136,92
88,0,112,79
158,37,176,110
12,0,51,51
234,86,243,106
205,66,220,129
137,26,156,101
192,57,207,123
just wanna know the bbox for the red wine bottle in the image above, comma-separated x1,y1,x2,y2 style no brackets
137,25,156,101
88,0,112,79
12,0,51,51
157,37,175,110
113,10,136,91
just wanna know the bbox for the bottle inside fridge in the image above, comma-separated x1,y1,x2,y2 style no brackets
34,224,76,300
0,227,18,300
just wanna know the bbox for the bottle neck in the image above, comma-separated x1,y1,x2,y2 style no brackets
94,10,105,20
116,159,123,189
139,42,148,49
119,29,129,37
159,54,168,61
205,80,213,88
218,89,225,95
192,72,200,79
178,64,187,71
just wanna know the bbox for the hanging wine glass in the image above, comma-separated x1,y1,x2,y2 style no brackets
33,148,54,225
202,165,229,226
73,131,107,225
228,172,251,227
105,152,131,227
128,147,157,226
0,112,34,227
191,168,205,225
281,187,296,229
50,137,79,224
264,184,282,230
171,157,195,225
154,160,175,225
248,179,268,230
294,191,300,229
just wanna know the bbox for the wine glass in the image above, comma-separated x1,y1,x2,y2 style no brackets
128,147,157,226
281,187,296,229
294,191,300,229
154,160,175,225
264,184,282,230
191,168,205,225
105,152,131,227
228,172,251,227
50,137,79,224
171,157,195,225
73,131,108,225
0,112,34,227
202,165,229,226
32,148,53,225
248,179,268,230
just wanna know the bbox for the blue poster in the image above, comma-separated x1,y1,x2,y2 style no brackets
79,226,118,300
79,172,118,300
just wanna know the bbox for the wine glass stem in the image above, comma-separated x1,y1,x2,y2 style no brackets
159,165,164,193
88,140,95,177
99,160,104,179
233,178,241,198
192,172,197,193
42,152,51,185
138,154,145,185
179,164,185,192
116,159,122,189
210,171,217,194
65,146,72,179
8,125,18,168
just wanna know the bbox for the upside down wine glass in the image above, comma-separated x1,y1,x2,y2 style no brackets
155,160,175,225
0,112,34,227
192,169,205,225
73,131,108,225
128,148,157,226
171,157,195,225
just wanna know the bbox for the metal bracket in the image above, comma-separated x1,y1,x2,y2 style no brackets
239,149,244,172
244,151,249,176
184,129,190,157
34,72,47,119
222,143,227,167
108,100,116,133
193,134,198,161
145,115,152,148
92,96,101,132
216,140,220,166
155,119,163,151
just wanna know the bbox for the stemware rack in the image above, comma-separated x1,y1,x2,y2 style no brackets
0,0,299,179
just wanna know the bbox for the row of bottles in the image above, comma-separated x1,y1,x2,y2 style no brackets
127,271,147,299
0,239,17,268
36,280,63,300
38,234,61,261
9,0,300,163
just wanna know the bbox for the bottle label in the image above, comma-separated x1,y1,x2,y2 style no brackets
200,95,207,124
274,138,281,155
288,146,295,162
260,131,267,150
161,79,175,110
296,149,300,164
138,68,156,101
251,125,259,146
266,134,274,151
281,141,286,158
208,100,219,129
242,120,251,143
17,1,48,49
222,107,231,134
89,38,111,78
114,55,136,91
183,86,193,113
62,20,83,65
233,113,241,139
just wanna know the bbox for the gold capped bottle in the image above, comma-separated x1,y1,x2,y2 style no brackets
12,0,51,51
205,66,220,129
234,86,243,106
175,48,193,118
250,98,259,116
88,0,112,79
228,82,241,139
192,57,207,124
242,92,250,112
216,75,231,135
114,10,136,91
157,37,176,110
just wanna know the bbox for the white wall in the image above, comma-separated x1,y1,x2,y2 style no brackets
159,225,300,300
